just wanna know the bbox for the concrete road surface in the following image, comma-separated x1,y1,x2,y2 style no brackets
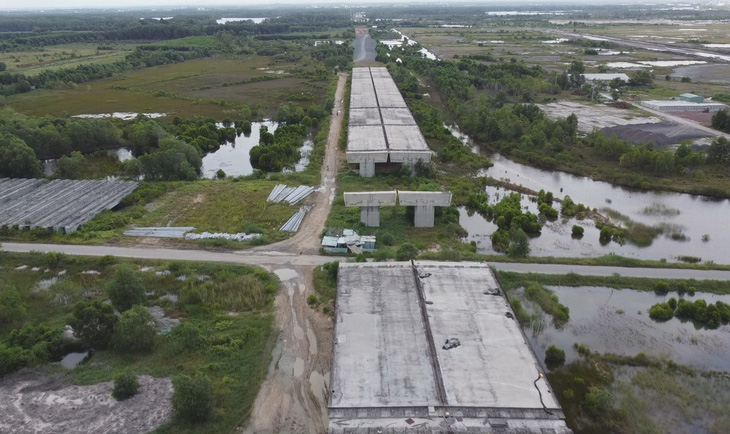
4,242,730,281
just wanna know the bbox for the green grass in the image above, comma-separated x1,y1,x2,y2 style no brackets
6,56,328,119
312,261,339,315
0,42,137,76
495,271,730,295
0,179,304,247
0,251,278,433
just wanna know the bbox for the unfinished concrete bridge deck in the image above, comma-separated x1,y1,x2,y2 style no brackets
347,67,432,177
330,261,571,433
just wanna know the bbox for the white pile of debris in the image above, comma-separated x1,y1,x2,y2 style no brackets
267,184,315,205
184,232,262,242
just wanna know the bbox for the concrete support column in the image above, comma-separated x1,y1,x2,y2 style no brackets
361,205,381,227
413,205,435,228
359,160,375,178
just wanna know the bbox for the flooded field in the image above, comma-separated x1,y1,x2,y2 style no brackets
201,121,277,178
464,152,730,263
201,121,311,178
526,286,730,371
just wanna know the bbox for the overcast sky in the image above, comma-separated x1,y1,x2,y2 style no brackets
1,0,639,12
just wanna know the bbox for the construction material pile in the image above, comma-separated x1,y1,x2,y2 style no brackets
184,232,262,242
280,207,310,232
267,184,315,205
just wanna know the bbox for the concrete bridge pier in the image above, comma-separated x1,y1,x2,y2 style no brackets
344,191,397,227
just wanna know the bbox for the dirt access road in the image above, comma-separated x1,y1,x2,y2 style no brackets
242,72,347,433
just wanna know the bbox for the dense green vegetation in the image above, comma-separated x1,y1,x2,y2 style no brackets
496,271,730,295
0,251,278,432
649,297,730,328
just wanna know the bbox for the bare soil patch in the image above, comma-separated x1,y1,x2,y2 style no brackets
0,371,172,434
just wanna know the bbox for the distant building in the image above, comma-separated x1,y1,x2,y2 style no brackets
322,229,376,254
641,100,727,113
680,93,704,103
583,73,629,82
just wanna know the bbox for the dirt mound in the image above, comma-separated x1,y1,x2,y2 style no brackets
601,121,710,148
0,372,173,434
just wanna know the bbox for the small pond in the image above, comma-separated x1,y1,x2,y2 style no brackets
201,121,277,178
201,121,313,178
526,286,730,371
60,351,90,369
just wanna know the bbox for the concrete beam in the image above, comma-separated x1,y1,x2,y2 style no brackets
344,191,397,207
398,191,453,227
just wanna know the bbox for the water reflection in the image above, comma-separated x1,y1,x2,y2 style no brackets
201,121,277,178
527,286,730,371
448,122,730,263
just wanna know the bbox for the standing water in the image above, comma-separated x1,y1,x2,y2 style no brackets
448,123,730,263
201,121,277,178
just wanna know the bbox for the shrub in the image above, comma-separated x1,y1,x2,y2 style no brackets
654,280,669,294
0,285,26,324
108,264,146,312
648,302,674,321
545,345,566,368
114,305,157,353
584,387,612,417
167,322,204,354
112,372,139,400
571,225,584,237
71,301,118,349
307,294,318,306
396,243,418,261
216,169,226,179
172,373,213,423
354,253,367,262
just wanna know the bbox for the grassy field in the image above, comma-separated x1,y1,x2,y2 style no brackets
0,42,137,76
0,251,278,433
0,179,304,247
6,56,328,119
496,271,730,295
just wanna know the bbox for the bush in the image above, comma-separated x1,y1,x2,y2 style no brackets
112,372,139,400
307,294,318,306
545,345,566,368
648,302,674,321
396,243,418,261
172,373,213,423
108,264,147,312
584,387,613,417
114,305,157,353
71,301,118,349
654,280,669,294
379,232,395,246
354,253,367,263
571,225,584,237
0,285,26,324
167,322,204,354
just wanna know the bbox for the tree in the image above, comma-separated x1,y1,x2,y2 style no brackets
55,151,85,179
508,227,529,258
545,345,566,368
711,110,729,133
0,134,42,178
112,372,139,400
396,243,418,261
630,70,653,86
167,322,204,354
172,373,213,423
71,300,118,349
138,137,202,181
107,264,146,312
114,305,157,353
0,285,26,324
